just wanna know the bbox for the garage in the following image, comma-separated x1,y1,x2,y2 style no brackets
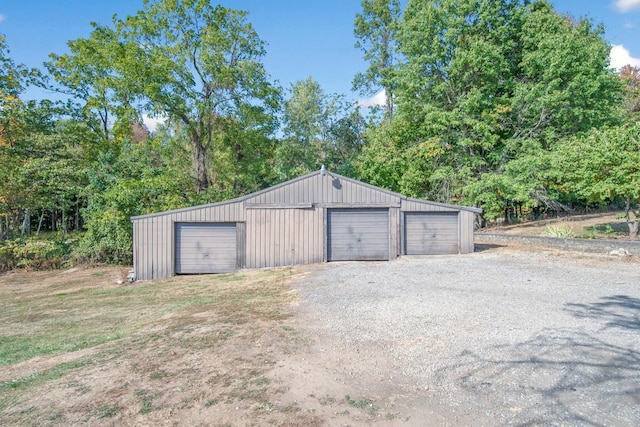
175,223,237,274
405,212,459,255
132,169,482,280
327,209,389,261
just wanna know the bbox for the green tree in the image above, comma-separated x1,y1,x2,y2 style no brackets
275,77,362,179
46,25,123,146
376,0,622,220
555,125,640,239
620,65,640,120
49,0,279,195
353,0,401,115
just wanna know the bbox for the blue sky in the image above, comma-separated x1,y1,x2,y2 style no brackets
1,0,639,109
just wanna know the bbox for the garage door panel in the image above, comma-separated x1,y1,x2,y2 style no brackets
175,223,237,274
405,212,458,255
328,209,389,261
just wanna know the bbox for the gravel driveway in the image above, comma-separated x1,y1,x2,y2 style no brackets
292,247,640,426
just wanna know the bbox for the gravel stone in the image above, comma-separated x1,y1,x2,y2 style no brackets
292,249,640,426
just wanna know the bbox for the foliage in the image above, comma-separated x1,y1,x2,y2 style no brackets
77,136,194,264
361,0,622,220
353,0,401,115
0,235,76,272
554,124,640,239
48,1,280,194
620,65,640,120
275,77,364,179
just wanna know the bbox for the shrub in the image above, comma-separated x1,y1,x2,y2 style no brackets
541,223,574,238
0,235,77,272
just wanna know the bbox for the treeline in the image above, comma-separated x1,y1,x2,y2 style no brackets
1,0,639,268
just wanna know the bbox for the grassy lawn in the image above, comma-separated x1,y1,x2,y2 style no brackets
0,266,312,426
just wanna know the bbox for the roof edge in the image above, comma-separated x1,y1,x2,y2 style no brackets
130,170,323,221
131,168,483,221
405,197,483,214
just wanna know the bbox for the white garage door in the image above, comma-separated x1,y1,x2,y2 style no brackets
327,209,389,261
405,212,459,255
175,223,237,274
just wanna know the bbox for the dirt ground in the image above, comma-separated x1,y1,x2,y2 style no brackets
1,221,637,426
0,266,426,426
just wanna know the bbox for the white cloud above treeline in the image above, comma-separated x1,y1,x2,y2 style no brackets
358,89,387,108
142,114,166,132
610,45,640,69
615,0,640,13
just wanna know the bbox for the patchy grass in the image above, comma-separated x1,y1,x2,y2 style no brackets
345,395,379,415
0,266,313,426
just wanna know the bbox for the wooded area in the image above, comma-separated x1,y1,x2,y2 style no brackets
1,0,639,268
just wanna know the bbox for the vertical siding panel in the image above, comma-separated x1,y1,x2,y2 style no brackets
164,218,171,278
302,209,308,264
272,210,279,267
253,210,259,268
154,218,161,279
146,218,153,279
389,208,398,259
248,210,256,268
315,207,321,262
260,209,266,268
156,218,162,279
283,210,290,265
132,221,139,279
165,217,172,279
275,210,282,266
250,210,257,268
155,218,162,279
288,209,295,265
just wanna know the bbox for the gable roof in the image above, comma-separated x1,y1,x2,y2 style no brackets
131,168,482,221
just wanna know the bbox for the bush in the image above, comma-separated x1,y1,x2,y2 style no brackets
0,235,77,272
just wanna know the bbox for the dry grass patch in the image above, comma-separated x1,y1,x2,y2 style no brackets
0,266,321,426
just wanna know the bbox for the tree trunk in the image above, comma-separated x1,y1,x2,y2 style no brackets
629,220,640,241
62,209,67,234
192,132,210,194
37,210,45,235
625,198,639,240
21,209,30,237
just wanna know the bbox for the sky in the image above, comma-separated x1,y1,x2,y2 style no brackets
1,0,640,115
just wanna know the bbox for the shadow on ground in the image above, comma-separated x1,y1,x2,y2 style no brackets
434,295,640,426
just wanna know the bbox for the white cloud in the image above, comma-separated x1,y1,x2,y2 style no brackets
357,89,387,108
142,114,167,132
615,0,640,13
0,14,6,23
610,44,640,69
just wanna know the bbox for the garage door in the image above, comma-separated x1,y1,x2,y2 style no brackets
405,212,459,255
175,223,237,274
327,209,389,261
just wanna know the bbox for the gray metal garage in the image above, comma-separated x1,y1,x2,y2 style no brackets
131,168,482,280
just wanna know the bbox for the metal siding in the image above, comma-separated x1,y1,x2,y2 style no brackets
245,207,323,268
459,211,475,254
390,207,400,259
405,212,459,255
132,172,479,280
175,223,237,274
401,199,458,213
327,209,389,261
236,222,246,268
